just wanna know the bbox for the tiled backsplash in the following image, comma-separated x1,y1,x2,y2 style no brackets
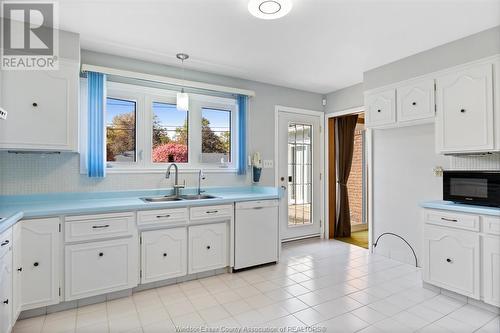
450,153,500,170
0,152,249,195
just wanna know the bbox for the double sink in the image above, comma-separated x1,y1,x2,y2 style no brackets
140,194,219,203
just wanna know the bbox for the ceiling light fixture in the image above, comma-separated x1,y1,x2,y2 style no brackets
176,53,189,112
248,0,293,20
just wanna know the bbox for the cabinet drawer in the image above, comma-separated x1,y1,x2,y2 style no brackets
483,216,500,235
188,223,228,274
190,205,233,221
141,228,187,284
423,225,480,299
65,238,138,301
424,209,479,231
137,208,188,228
65,212,135,242
0,228,12,260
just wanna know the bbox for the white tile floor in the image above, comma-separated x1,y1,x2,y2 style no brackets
13,238,499,333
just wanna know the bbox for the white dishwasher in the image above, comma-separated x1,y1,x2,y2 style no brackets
234,200,279,270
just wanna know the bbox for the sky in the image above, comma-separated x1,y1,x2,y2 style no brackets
106,98,230,132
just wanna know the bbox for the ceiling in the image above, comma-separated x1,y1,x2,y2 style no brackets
57,0,500,94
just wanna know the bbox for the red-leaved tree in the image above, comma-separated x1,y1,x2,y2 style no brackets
152,143,188,163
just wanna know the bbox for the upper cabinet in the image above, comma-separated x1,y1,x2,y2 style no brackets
435,62,496,154
365,89,396,128
397,78,435,123
0,31,80,152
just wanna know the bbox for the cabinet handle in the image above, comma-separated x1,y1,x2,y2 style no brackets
377,109,381,113
33,262,39,267
163,253,167,257
17,267,22,272
156,214,171,218
32,102,38,107
0,240,9,246
460,109,466,113
206,210,218,214
446,258,453,263
253,207,264,210
412,102,417,106
92,224,110,229
99,252,104,257
441,217,458,222
206,245,211,250
3,299,8,305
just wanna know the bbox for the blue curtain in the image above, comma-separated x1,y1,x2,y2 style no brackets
237,95,248,175
87,72,106,178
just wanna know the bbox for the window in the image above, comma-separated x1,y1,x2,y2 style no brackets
94,81,238,172
201,108,231,163
152,102,189,163
106,98,136,162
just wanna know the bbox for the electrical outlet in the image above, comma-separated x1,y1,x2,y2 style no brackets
263,160,273,168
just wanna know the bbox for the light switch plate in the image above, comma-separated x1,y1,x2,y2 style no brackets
263,160,273,168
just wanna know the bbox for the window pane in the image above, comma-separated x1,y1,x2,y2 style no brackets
152,102,188,163
201,108,231,163
106,97,136,162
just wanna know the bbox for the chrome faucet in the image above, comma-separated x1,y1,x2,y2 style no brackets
197,170,206,195
166,163,185,197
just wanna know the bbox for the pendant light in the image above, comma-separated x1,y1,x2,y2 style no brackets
176,53,189,111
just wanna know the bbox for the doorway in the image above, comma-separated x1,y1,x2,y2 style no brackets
276,107,324,241
327,111,368,248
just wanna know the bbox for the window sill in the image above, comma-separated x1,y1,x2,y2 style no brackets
105,167,240,174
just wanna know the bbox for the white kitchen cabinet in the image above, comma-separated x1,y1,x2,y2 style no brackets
423,224,480,299
188,223,228,274
365,89,396,128
20,218,61,310
0,60,79,151
482,235,500,307
0,228,13,333
11,224,21,323
141,228,187,284
65,237,138,301
435,62,495,153
396,78,435,124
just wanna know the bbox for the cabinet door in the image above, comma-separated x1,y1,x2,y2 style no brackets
0,61,78,151
365,89,396,128
141,228,187,284
21,218,60,310
0,239,13,333
435,63,494,153
188,223,228,274
12,223,22,322
423,225,480,299
65,237,138,301
396,78,435,123
482,236,500,307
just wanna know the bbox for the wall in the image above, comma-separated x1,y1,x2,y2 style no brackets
0,50,323,195
324,83,364,114
347,124,364,226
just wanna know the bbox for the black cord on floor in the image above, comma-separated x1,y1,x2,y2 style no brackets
372,232,418,267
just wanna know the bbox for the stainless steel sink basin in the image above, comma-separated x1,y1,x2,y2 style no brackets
140,196,184,203
179,194,219,200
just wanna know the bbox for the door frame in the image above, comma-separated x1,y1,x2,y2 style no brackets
274,105,325,240
324,106,374,249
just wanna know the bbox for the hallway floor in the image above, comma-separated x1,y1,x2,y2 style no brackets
13,239,499,333
337,230,369,249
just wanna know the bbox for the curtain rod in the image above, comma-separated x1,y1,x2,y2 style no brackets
81,64,256,97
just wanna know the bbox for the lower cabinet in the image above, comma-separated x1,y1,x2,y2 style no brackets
423,224,480,299
188,223,228,274
11,224,21,323
482,236,500,307
65,237,138,301
141,228,187,284
0,228,13,333
20,218,60,311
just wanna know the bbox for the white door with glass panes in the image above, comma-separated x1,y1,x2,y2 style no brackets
278,111,321,240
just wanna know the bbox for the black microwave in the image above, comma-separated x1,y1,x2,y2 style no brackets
443,171,500,207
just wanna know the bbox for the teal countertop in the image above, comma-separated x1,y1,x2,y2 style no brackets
0,186,282,233
421,200,500,216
